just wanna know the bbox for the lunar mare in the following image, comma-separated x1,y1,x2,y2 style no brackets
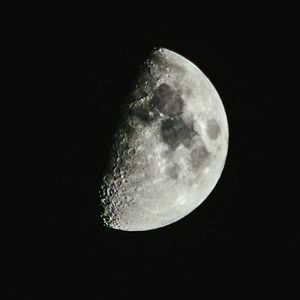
99,48,229,231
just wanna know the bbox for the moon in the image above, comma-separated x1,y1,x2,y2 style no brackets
99,48,229,231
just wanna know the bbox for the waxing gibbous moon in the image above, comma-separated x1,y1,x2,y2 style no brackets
99,48,229,231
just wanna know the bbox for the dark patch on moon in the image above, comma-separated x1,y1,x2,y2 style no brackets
166,163,181,180
184,87,193,97
206,118,221,140
135,105,159,124
160,116,196,150
190,145,210,170
151,83,184,116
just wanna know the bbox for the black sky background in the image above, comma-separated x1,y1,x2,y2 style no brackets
7,8,299,298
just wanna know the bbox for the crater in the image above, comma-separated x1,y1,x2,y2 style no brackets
151,83,184,116
206,118,221,140
160,116,196,150
190,145,210,170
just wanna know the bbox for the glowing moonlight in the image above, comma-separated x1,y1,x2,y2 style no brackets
99,48,229,231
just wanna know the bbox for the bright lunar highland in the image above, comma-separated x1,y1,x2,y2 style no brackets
99,48,229,231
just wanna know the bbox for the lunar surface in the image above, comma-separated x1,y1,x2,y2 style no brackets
99,48,229,231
